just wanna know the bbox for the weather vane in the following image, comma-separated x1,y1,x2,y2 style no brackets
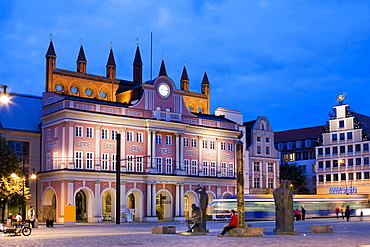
80,39,83,45
162,54,164,60
110,42,113,48
49,34,53,40
336,93,346,105
136,38,139,46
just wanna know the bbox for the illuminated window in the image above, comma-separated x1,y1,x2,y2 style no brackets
53,152,58,169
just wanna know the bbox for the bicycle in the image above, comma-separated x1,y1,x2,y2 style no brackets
2,222,32,236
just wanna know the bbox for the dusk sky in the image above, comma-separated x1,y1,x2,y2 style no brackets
1,1,370,132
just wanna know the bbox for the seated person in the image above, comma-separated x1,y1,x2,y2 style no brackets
16,213,22,222
185,204,201,232
217,209,238,237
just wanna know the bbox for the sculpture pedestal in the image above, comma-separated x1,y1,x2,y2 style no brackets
178,232,207,236
273,229,299,235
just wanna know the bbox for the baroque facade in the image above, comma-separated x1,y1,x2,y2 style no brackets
39,41,240,222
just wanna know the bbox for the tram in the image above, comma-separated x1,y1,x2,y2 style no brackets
208,194,370,220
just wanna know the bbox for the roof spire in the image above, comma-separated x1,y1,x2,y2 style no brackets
158,58,167,77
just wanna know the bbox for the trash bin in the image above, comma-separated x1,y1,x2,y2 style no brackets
46,218,54,227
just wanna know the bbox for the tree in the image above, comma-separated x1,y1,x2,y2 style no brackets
0,136,28,222
279,162,309,194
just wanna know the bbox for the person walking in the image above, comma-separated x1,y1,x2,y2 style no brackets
28,206,35,228
345,205,351,221
359,210,363,222
335,206,340,219
341,206,345,219
301,207,306,221
217,209,238,237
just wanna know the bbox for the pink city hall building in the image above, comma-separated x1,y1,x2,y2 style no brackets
39,41,240,222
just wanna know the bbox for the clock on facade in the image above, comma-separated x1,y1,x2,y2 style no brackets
158,83,170,97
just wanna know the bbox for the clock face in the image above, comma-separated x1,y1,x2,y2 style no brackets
158,83,170,97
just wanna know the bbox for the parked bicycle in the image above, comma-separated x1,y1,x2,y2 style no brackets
2,222,32,236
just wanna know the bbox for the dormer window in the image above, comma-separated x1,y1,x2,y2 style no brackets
305,140,310,147
287,142,292,149
296,141,301,148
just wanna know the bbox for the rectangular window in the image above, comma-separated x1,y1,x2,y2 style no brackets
325,161,331,168
332,146,338,154
46,153,51,170
348,173,354,180
318,161,323,169
156,134,162,145
101,153,108,170
333,174,339,181
364,157,369,165
228,143,233,151
356,172,362,180
325,148,330,155
136,156,143,172
300,165,307,173
266,146,270,155
126,131,133,142
266,138,270,143
305,140,311,147
221,142,226,151
54,127,58,139
166,158,172,174
257,146,261,154
355,144,361,152
268,163,274,172
318,175,324,182
296,141,301,148
318,148,323,155
136,132,143,142
326,174,331,182
228,163,234,177
332,134,337,142
191,160,197,175
75,151,82,169
356,158,361,166
339,133,345,141
127,155,134,172
364,143,369,151
341,173,346,181
268,178,274,189
102,129,108,139
365,172,370,179
202,140,208,149
348,158,353,166
156,157,162,173
112,130,118,140
339,120,344,128
53,152,58,169
254,178,260,188
287,142,292,149
221,162,227,177
46,129,51,141
184,159,190,175
166,135,172,145
86,127,93,138
191,138,197,148
348,145,353,153
210,162,216,176
254,162,260,171
333,160,338,168
347,132,353,140
257,136,261,142
203,161,208,176
86,152,93,169
76,126,82,137
112,154,116,171
210,141,215,150
340,146,345,154
184,138,189,147
278,143,283,150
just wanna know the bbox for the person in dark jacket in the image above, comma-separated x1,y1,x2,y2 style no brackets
345,205,351,221
301,207,306,221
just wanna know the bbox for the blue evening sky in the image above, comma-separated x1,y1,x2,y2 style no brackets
1,0,370,131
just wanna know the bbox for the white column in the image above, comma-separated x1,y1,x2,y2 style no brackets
94,181,101,223
121,182,126,220
95,125,101,171
60,180,65,218
68,122,75,169
121,128,126,172
175,133,180,170
216,138,220,177
151,183,156,216
180,133,184,170
61,122,66,169
175,184,180,216
180,185,184,216
147,183,152,217
152,131,157,170
198,136,203,176
67,180,74,205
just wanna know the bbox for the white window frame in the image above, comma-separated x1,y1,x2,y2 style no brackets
156,157,163,173
221,142,226,151
47,129,51,141
166,135,172,145
54,127,58,139
228,163,234,177
86,127,93,138
53,152,58,169
127,155,134,172
76,126,83,137
75,151,82,169
101,153,109,170
228,143,233,151
221,162,227,177
166,158,172,174
191,160,197,175
191,138,197,148
46,153,51,170
210,162,216,176
202,140,208,149
112,130,118,140
136,132,143,143
86,152,93,169
184,137,189,147
203,161,208,176
156,134,162,145
102,129,108,139
184,159,190,175
126,131,133,142
136,156,143,172
210,140,215,150
112,154,117,171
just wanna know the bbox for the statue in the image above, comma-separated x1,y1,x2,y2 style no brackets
194,186,208,231
273,180,294,233
185,204,201,232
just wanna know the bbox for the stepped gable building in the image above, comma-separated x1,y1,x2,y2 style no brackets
275,126,324,193
40,41,240,223
316,99,370,195
243,117,280,194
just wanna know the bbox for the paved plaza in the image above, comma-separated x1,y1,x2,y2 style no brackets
1,217,370,247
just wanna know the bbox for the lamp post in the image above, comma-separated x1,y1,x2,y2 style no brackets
11,170,36,220
0,85,9,103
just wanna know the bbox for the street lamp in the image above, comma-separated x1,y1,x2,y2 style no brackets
11,170,36,220
0,85,9,103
